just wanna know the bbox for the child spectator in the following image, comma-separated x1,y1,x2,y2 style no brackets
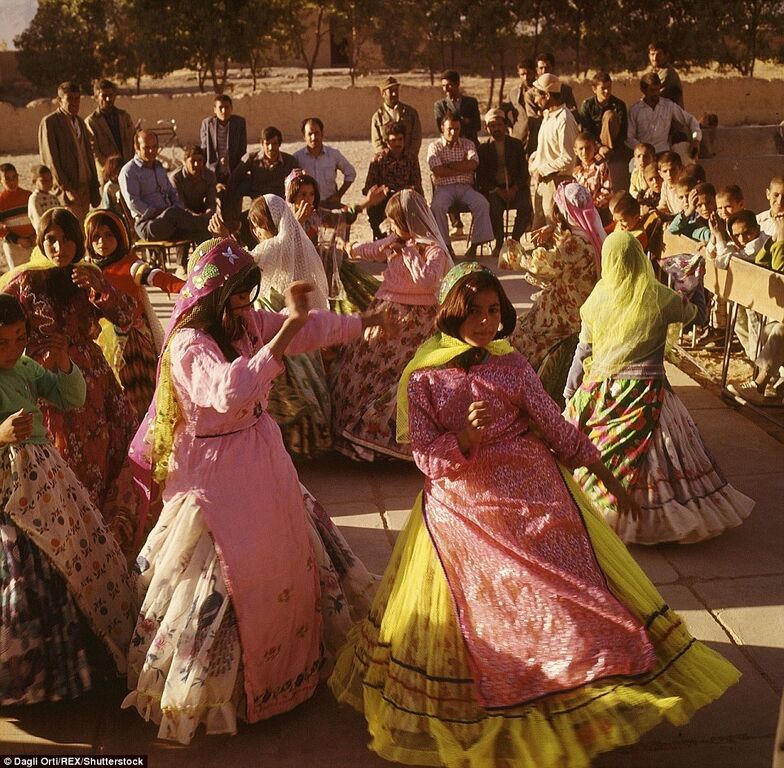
669,181,716,242
656,151,685,218
0,164,35,271
638,162,662,213
756,176,784,237
0,293,136,704
716,185,745,221
607,191,647,244
629,143,655,199
100,155,124,215
27,165,61,232
573,132,612,221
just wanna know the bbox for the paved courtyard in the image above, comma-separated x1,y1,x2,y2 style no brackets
0,258,781,768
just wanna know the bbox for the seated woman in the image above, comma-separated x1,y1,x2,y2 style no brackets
330,262,740,767
564,231,754,544
124,238,386,743
509,182,604,402
330,189,452,461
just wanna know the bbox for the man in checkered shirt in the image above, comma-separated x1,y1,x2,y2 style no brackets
427,113,494,258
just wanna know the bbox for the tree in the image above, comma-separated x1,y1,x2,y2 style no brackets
279,0,335,88
332,0,380,86
14,0,109,90
715,0,784,76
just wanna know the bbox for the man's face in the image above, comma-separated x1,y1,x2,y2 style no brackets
441,78,459,98
518,66,533,86
767,182,784,216
262,136,281,162
731,220,760,248
536,58,551,75
442,118,460,144
533,88,550,110
214,99,232,122
386,133,405,155
695,193,716,219
593,80,611,103
716,193,743,221
137,134,159,165
649,47,666,68
658,162,681,185
184,152,205,176
1,170,18,192
58,91,80,117
383,85,400,107
487,118,506,140
97,88,116,112
304,121,323,151
643,81,661,102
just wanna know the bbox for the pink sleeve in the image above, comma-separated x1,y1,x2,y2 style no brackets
408,372,477,480
351,234,396,262
255,309,362,353
511,355,600,468
171,329,284,413
400,244,449,295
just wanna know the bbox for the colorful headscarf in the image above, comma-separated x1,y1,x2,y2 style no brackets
554,181,606,273
83,209,131,269
128,238,259,516
396,262,514,444
390,189,453,260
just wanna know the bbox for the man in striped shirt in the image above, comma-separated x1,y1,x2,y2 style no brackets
0,164,35,271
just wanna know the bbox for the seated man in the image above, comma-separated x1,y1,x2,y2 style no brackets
119,129,210,247
228,125,298,203
294,117,356,207
363,121,423,240
200,94,247,185
477,109,530,257
170,145,217,216
427,112,493,258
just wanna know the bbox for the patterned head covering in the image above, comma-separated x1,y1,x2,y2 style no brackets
438,261,492,304
553,181,606,273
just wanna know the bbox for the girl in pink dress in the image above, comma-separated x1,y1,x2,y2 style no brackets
123,238,387,743
330,262,740,767
330,189,452,461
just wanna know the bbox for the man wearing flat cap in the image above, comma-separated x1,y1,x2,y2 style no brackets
370,77,422,156
477,108,530,257
528,73,579,227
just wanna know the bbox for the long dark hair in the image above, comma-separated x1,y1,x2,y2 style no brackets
37,207,85,311
85,211,128,268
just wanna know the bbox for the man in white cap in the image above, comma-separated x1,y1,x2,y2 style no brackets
528,72,579,227
370,76,422,156
477,108,530,257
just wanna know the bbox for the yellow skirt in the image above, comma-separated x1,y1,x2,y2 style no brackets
329,469,740,768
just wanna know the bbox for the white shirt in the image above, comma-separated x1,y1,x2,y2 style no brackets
529,105,578,177
714,231,768,269
756,209,777,238
627,97,701,153
292,144,356,200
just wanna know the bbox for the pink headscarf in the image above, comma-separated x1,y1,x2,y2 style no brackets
554,181,606,274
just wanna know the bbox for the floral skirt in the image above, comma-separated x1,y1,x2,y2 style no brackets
267,350,333,461
328,470,740,768
0,443,137,705
331,300,436,461
122,485,376,744
566,378,754,544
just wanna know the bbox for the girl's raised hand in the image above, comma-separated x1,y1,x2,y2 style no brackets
0,409,34,445
71,265,104,293
284,281,313,324
293,200,315,224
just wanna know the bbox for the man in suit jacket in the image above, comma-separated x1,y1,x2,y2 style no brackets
200,94,247,185
370,76,422,156
477,108,531,256
38,80,99,221
85,79,135,182
433,70,481,147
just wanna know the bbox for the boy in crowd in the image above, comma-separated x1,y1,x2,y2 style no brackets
0,164,35,271
669,181,716,241
27,164,61,231
639,162,662,213
573,132,612,221
629,143,655,199
657,150,685,218
757,176,784,237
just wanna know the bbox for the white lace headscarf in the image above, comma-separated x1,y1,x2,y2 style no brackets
251,194,330,310
392,189,453,266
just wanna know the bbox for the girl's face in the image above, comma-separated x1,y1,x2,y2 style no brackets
293,184,316,207
228,290,254,317
90,223,118,259
42,224,77,267
0,320,28,370
459,288,502,348
251,223,274,242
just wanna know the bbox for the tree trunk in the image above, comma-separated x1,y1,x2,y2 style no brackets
487,62,496,108
307,65,314,88
135,63,142,95
498,49,506,106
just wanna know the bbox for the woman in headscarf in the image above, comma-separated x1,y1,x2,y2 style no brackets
84,209,184,422
247,193,335,460
123,238,384,744
509,181,604,402
330,261,740,767
564,231,753,544
330,189,453,461
1,207,139,545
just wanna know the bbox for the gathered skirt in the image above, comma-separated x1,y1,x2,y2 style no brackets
565,378,753,544
328,469,740,767
122,485,376,744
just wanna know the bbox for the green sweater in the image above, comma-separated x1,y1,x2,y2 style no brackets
0,356,86,445
755,240,784,273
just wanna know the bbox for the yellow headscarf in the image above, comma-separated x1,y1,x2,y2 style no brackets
395,262,515,444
